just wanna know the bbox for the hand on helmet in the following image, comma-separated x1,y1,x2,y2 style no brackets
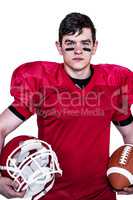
0,176,25,198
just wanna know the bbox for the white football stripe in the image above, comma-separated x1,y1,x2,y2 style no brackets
107,167,133,184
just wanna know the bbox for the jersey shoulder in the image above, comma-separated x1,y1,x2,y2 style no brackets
12,61,61,79
92,63,131,86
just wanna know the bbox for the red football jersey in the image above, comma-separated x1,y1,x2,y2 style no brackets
9,61,133,200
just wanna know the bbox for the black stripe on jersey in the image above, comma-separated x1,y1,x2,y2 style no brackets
113,115,133,126
8,105,26,121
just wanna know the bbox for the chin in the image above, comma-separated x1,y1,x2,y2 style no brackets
70,63,89,71
72,67,86,71
64,59,90,71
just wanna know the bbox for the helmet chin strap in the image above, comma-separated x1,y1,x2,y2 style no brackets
32,178,55,200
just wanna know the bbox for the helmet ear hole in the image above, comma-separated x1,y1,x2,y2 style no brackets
0,135,62,200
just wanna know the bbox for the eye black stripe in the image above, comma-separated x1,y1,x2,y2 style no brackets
83,48,91,52
65,47,91,52
65,48,75,51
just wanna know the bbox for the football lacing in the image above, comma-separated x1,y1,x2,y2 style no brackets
119,145,132,165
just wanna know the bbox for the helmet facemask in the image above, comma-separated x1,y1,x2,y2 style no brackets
0,137,62,200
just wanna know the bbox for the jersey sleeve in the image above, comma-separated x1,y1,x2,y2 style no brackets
127,70,133,105
8,64,41,120
112,68,133,126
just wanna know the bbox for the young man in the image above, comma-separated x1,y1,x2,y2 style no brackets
0,12,133,200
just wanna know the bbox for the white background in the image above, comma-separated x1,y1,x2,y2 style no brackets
0,0,133,199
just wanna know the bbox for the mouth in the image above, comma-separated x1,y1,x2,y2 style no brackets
72,58,84,61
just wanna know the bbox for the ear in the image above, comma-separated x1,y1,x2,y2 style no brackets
55,41,63,55
91,40,98,55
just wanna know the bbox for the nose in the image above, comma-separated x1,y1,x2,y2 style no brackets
74,45,82,55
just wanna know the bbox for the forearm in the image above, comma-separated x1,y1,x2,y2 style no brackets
0,108,23,153
123,134,133,144
0,128,6,154
117,122,133,144
0,111,9,154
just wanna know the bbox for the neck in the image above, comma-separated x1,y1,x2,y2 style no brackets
64,64,91,80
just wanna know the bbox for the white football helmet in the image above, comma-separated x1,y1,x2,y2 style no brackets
0,135,62,200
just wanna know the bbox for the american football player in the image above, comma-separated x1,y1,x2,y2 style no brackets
0,12,133,200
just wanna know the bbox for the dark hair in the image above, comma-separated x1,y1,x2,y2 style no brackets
59,12,96,45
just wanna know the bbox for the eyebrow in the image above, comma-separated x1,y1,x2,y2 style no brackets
64,39,91,44
81,39,91,43
64,39,75,43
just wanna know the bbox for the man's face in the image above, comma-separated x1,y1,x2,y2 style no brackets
56,28,98,71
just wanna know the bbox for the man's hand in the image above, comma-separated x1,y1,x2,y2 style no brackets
117,186,133,195
0,176,25,198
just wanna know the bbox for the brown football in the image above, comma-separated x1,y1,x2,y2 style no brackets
107,144,133,190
